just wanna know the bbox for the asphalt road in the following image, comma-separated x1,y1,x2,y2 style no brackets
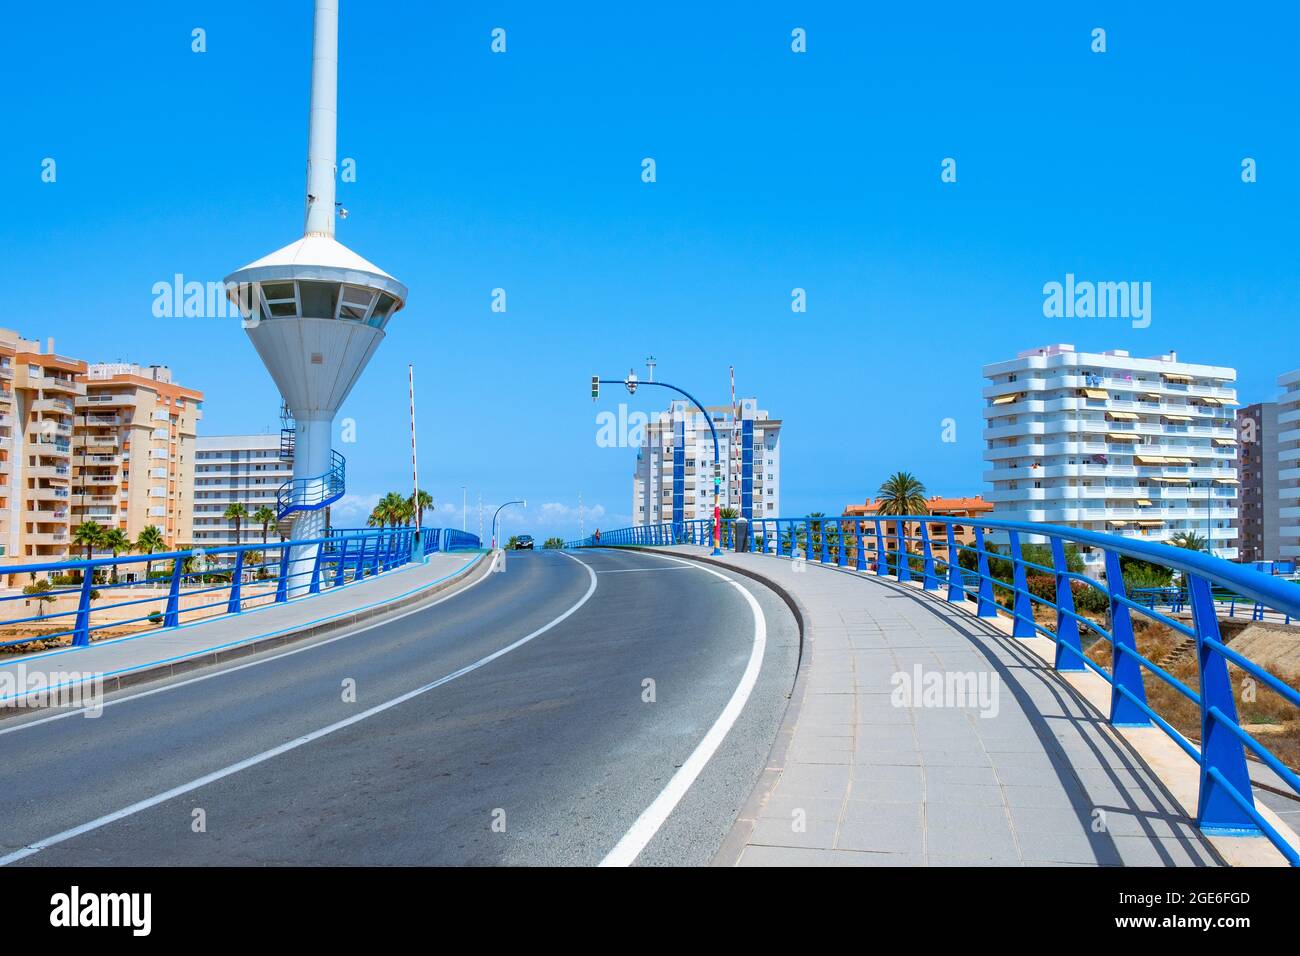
0,548,799,866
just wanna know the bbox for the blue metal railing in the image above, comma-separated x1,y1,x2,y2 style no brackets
328,526,483,557
568,514,1300,864
0,525,479,655
276,450,346,519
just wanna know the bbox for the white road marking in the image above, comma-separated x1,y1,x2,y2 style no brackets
0,551,503,736
595,566,694,574
600,552,767,867
0,551,597,866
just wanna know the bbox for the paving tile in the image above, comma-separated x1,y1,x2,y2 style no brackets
836,803,924,854
748,815,839,851
774,764,851,800
846,776,926,805
757,793,843,823
922,782,1005,807
924,763,1001,787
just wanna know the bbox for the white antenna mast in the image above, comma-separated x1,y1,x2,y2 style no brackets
304,0,338,237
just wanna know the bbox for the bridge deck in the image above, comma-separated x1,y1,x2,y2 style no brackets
682,548,1225,867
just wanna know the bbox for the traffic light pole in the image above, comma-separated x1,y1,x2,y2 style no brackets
597,376,724,556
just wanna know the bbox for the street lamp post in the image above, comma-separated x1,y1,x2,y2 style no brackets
595,370,724,556
491,499,526,550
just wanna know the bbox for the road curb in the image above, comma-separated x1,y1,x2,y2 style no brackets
0,551,493,720
607,546,813,867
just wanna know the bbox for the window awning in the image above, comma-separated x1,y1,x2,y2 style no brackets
1136,499,1153,507
1107,520,1129,527
1145,392,1163,400
1213,438,1237,446
1082,389,1109,400
1162,414,1192,422
992,394,1020,405
1201,397,1222,406
1107,433,1139,442
1215,477,1240,485
1107,411,1139,421
1135,456,1167,465
1221,399,1239,406
1162,373,1193,383
1137,520,1165,527
1156,477,1190,484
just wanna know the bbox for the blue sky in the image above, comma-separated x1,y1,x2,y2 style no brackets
4,2,1297,539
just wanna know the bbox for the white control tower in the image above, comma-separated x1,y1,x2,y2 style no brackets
225,0,406,594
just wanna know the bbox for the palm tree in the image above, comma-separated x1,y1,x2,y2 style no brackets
875,472,930,516
1168,530,1209,552
408,489,433,529
224,503,248,545
101,528,131,584
380,492,408,527
252,506,276,545
135,525,165,579
72,521,104,581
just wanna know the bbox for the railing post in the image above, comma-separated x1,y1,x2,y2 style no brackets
874,519,887,576
946,524,964,602
1103,549,1150,726
818,519,828,564
164,557,183,628
227,550,245,614
974,527,997,617
919,521,938,590
334,537,349,588
370,534,383,576
1189,573,1259,834
276,546,290,603
354,534,368,580
836,522,847,567
1050,537,1084,671
895,519,911,583
1007,530,1035,638
72,570,94,647
855,524,867,572
309,543,324,594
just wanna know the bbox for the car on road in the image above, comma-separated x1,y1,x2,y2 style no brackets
514,534,534,550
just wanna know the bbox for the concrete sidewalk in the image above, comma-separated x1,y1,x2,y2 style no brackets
0,550,490,711
660,547,1279,867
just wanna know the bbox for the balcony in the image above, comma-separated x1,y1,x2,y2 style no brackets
77,413,121,427
32,397,75,415
78,392,137,407
40,377,86,396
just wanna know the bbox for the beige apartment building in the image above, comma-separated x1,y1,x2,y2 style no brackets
0,329,202,575
74,364,202,553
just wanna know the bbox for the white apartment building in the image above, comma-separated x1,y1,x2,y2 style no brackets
983,344,1239,575
193,434,292,547
632,398,781,526
1279,368,1300,561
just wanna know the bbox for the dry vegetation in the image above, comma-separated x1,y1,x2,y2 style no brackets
1079,613,1300,773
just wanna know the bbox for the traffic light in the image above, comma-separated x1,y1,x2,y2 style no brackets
591,376,600,401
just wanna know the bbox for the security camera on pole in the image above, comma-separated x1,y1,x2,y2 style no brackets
592,364,724,556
